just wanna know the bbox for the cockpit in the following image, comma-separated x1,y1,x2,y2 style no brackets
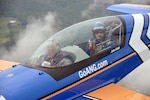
27,16,125,68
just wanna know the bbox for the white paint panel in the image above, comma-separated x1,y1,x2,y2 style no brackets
0,95,6,100
129,14,150,62
83,95,99,100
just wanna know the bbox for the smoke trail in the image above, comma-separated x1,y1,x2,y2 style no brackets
118,59,150,96
1,12,61,63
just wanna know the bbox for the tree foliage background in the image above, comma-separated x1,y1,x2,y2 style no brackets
1,0,149,28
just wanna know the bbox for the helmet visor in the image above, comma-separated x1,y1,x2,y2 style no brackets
92,29,105,34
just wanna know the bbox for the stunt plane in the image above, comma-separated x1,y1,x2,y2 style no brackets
1,4,150,100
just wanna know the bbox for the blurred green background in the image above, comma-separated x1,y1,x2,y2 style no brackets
0,0,149,52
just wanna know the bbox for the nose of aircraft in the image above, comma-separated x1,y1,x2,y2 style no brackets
0,64,56,99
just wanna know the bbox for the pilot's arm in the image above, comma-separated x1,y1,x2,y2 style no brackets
41,61,57,68
105,40,117,49
41,52,75,68
85,39,95,56
57,58,73,67
41,58,72,68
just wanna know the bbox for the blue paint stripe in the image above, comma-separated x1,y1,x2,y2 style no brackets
141,14,150,44
48,53,142,100
121,15,134,44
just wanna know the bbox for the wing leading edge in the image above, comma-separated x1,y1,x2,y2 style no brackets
76,83,150,100
0,60,19,71
107,4,150,14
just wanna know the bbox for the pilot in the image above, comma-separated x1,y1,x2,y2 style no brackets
85,22,106,55
86,22,116,56
41,41,76,68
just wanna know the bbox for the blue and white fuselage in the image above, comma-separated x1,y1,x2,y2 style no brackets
0,13,150,100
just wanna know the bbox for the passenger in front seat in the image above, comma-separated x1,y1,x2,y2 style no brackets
41,41,76,68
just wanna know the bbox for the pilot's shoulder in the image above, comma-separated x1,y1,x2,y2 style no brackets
88,37,95,42
60,51,76,62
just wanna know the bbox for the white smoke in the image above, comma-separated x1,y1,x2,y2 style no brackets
1,12,61,63
118,59,150,96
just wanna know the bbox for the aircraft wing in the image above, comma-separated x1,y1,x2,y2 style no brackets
76,83,150,100
107,4,150,14
0,60,19,71
76,58,150,100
